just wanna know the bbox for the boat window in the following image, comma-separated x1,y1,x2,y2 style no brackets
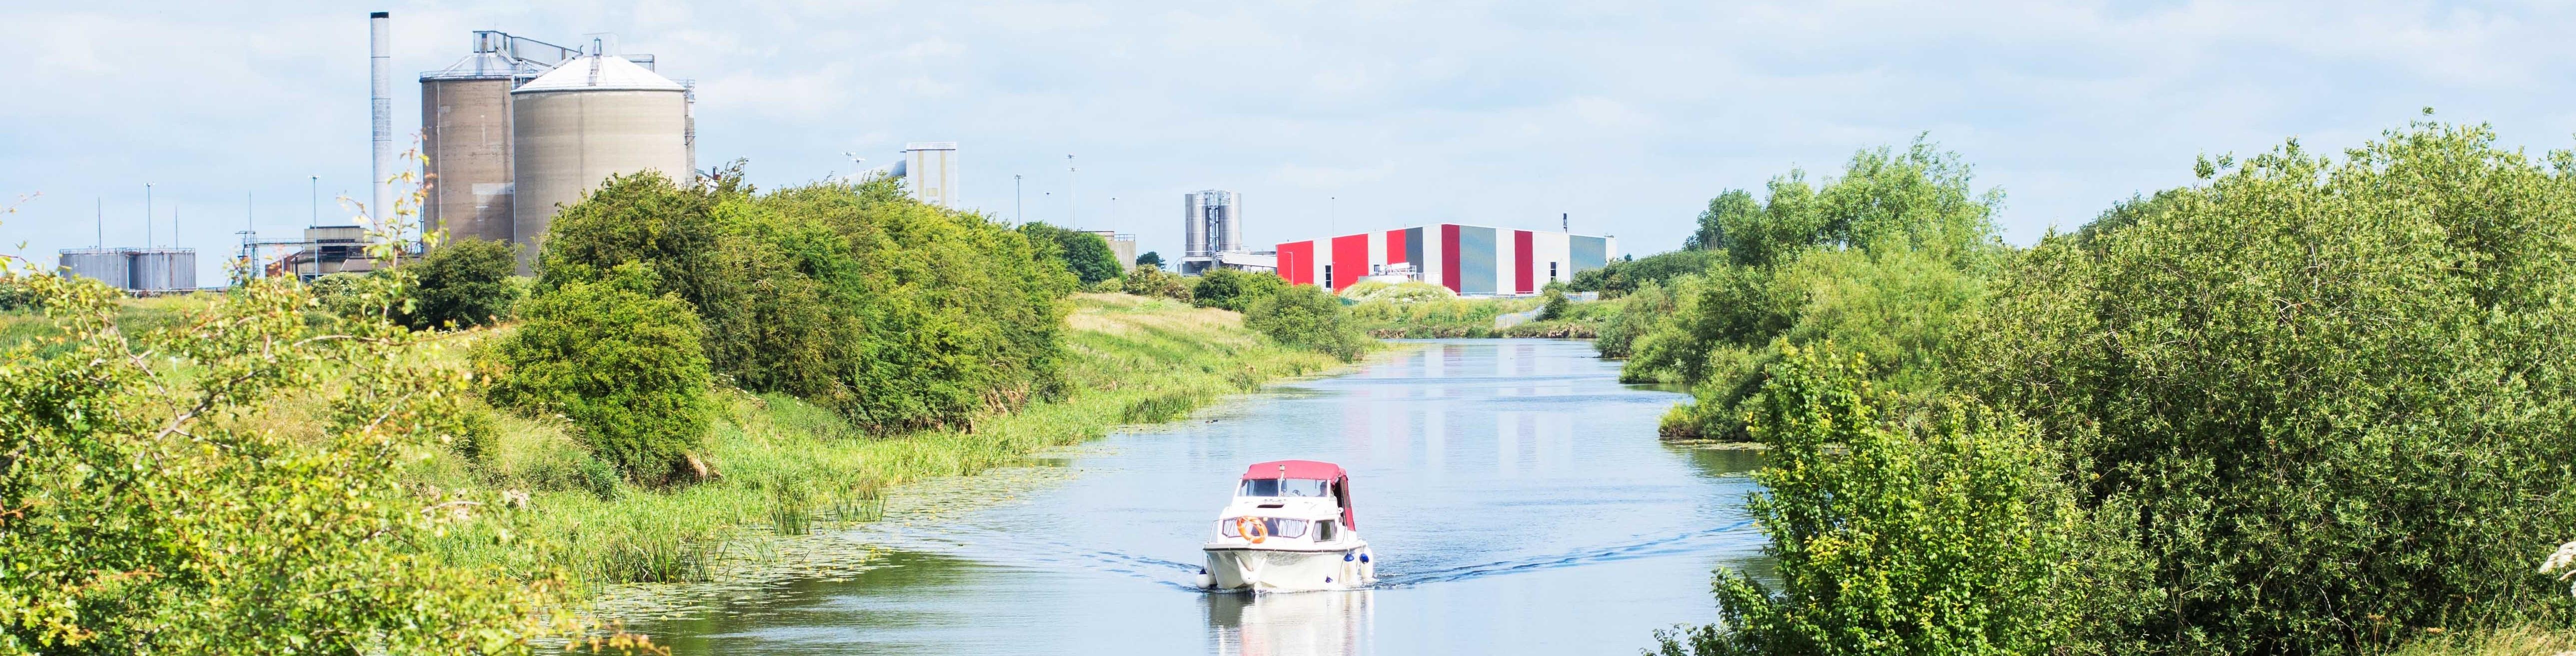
1317,520,1336,541
1217,517,1309,539
1238,478,1332,498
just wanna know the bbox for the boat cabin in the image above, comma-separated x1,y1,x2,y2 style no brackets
1238,460,1355,530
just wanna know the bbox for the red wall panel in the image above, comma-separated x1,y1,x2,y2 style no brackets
1514,230,1535,294
1330,234,1370,291
1440,224,1462,293
1385,229,1408,264
1275,241,1316,285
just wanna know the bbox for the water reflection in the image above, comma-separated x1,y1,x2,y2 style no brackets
625,339,1771,655
1205,591,1373,656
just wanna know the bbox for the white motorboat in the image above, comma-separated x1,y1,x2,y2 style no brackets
1198,460,1376,592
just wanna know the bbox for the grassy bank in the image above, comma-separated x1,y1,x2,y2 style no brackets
404,293,1346,589
1345,293,1623,339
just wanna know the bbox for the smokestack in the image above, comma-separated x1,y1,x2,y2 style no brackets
369,11,391,223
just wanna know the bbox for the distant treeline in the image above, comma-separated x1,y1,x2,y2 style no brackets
1622,122,2576,655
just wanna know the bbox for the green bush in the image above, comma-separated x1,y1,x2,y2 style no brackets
1569,248,1722,296
1658,345,2074,656
483,263,713,486
539,172,1073,433
1191,267,1285,312
402,237,518,330
1019,221,1123,285
1536,287,1571,321
1596,278,1679,359
1134,251,1164,268
1122,263,1192,301
1245,284,1371,361
1956,121,2576,655
1,245,568,652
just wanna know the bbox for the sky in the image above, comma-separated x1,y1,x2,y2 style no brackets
6,0,2576,284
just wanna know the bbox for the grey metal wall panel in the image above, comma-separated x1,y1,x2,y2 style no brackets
1458,226,1496,295
1404,227,1423,269
1570,235,1607,274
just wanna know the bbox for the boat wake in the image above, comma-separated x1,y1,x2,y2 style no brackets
853,518,1761,592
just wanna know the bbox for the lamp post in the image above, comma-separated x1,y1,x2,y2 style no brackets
309,175,318,227
1014,174,1023,224
1066,154,1078,230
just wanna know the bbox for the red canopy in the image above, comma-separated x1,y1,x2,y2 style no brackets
1240,460,1355,529
1241,460,1346,481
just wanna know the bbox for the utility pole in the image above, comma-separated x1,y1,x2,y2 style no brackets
1014,174,1023,224
94,197,102,248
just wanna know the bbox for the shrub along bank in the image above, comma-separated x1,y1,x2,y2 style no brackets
415,293,1345,587
1651,120,2576,656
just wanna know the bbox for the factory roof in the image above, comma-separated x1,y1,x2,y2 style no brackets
513,54,683,93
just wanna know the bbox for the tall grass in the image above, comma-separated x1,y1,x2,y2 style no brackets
408,293,1346,590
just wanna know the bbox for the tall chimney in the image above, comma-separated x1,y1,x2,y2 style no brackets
369,11,391,224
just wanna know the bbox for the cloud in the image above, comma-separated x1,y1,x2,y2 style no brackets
7,0,2576,282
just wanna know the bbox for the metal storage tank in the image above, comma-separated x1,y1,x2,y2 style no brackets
127,248,197,293
57,248,131,290
509,54,689,273
420,51,520,245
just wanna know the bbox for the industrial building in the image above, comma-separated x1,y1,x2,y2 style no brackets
1273,225,1615,296
1082,229,1139,272
414,26,694,273
1179,190,1256,274
57,247,198,294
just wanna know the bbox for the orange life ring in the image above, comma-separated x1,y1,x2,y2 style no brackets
1235,516,1268,544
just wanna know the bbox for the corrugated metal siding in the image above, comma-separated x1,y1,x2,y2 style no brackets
1404,227,1424,272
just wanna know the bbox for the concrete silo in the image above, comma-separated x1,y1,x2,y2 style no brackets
419,49,520,244
509,54,689,273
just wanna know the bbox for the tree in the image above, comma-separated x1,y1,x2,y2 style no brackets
402,237,518,330
1018,222,1123,285
1191,267,1285,312
1658,345,2074,656
1122,264,1191,301
1135,251,1164,268
483,263,713,486
1685,189,1759,252
0,220,577,653
1957,121,2576,655
1244,284,1370,362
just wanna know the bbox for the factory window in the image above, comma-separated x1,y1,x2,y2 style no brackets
1550,262,1559,280
1323,265,1334,288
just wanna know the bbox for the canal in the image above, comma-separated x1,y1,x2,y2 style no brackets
629,339,1770,655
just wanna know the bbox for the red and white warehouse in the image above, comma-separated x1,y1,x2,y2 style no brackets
1274,224,1618,296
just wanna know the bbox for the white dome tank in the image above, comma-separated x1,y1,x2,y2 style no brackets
508,54,689,273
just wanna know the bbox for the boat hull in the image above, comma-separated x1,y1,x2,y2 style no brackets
1203,545,1375,592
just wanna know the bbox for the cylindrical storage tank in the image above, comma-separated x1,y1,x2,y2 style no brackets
128,249,197,293
1219,192,1241,252
57,248,130,290
510,55,689,274
1182,193,1204,257
420,53,518,246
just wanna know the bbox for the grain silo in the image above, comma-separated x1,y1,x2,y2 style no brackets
127,248,197,293
509,53,690,273
419,48,520,244
57,248,131,290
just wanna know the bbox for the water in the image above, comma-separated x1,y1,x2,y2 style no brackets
630,339,1770,655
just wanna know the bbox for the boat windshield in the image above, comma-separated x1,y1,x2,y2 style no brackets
1238,478,1333,498
1218,517,1310,539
